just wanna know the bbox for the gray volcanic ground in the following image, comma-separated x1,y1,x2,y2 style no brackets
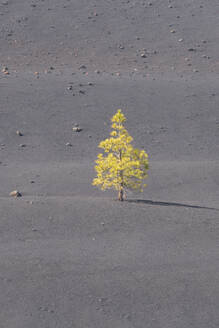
0,0,219,327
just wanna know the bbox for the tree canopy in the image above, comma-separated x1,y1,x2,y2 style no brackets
92,109,149,201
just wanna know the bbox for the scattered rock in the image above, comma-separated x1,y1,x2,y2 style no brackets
72,126,82,132
178,38,183,42
188,48,196,52
10,190,22,198
2,67,9,75
67,85,73,90
16,130,23,136
140,53,147,58
79,65,87,70
170,29,176,33
65,142,72,146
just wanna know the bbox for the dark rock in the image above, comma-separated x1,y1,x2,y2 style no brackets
188,48,196,52
79,65,87,70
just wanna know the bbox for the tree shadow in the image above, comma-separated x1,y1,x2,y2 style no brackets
126,199,219,211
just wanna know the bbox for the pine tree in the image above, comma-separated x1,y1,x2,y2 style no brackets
92,109,149,201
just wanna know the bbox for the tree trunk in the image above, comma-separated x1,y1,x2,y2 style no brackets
118,147,124,201
118,187,124,201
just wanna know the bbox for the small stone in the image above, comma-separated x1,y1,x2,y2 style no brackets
185,57,190,61
10,190,22,197
65,142,72,146
140,53,147,58
193,69,199,73
16,130,23,136
170,29,176,33
168,5,173,8
79,65,87,70
188,48,196,52
88,82,93,86
19,144,26,147
178,38,183,42
67,85,73,90
94,70,100,74
72,126,82,132
2,67,9,74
